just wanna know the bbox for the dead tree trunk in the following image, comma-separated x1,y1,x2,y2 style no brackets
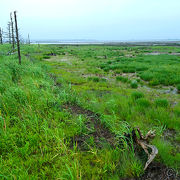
10,13,15,49
14,11,21,65
8,22,11,44
0,28,2,44
28,33,30,45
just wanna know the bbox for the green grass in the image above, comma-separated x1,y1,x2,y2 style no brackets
154,98,169,108
116,76,129,83
0,44,179,179
131,91,144,100
177,84,180,92
130,81,138,89
99,54,180,86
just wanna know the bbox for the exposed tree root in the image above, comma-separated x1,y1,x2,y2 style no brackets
132,127,158,170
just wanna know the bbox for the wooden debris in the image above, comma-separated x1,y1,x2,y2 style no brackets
133,127,158,170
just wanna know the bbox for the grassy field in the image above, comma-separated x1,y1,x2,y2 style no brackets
0,44,180,179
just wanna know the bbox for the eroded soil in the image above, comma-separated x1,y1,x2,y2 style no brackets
63,103,115,150
140,162,180,180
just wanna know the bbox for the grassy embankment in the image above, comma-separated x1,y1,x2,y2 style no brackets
0,44,180,179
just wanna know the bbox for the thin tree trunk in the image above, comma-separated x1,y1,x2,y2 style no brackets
10,13,15,49
14,11,21,64
28,33,30,45
0,28,3,44
8,22,11,44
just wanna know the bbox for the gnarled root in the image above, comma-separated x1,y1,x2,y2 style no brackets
132,127,158,170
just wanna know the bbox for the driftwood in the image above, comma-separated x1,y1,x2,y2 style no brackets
132,127,158,170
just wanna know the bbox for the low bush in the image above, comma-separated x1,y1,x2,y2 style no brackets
130,81,138,89
155,98,169,108
136,98,151,108
88,77,100,82
116,76,128,83
177,84,180,93
131,91,144,100
149,79,160,86
140,72,153,81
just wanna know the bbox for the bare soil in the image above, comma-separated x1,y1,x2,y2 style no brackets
140,162,179,180
122,162,179,180
63,103,115,150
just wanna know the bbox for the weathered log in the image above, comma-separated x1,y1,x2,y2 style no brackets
132,127,158,170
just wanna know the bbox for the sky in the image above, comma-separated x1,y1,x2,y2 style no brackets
0,0,180,41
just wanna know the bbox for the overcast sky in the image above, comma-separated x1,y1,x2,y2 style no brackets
0,0,180,41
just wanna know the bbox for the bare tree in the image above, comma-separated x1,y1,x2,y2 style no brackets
28,33,30,44
14,11,21,64
0,28,3,44
7,22,11,44
10,12,15,49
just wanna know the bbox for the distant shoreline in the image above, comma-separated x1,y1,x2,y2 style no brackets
31,42,104,45
31,41,180,46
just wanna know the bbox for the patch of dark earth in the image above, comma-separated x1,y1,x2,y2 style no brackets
122,162,179,180
63,103,115,150
140,162,180,180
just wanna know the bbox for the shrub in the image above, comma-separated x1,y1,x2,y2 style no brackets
107,61,112,64
115,70,121,74
136,66,148,71
136,98,151,108
129,68,136,73
104,67,110,72
101,78,107,82
130,81,138,89
43,55,51,59
131,91,144,100
140,72,153,81
0,81,8,93
155,98,169,108
5,87,27,104
116,76,128,83
177,84,180,93
122,69,129,73
174,105,180,117
88,77,100,82
149,79,160,86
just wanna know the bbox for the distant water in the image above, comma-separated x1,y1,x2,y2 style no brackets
32,42,104,45
31,39,180,45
